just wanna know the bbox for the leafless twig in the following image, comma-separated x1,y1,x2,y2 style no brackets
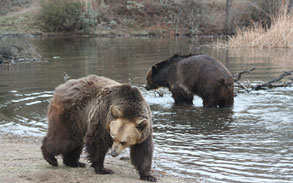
233,67,255,82
235,81,250,92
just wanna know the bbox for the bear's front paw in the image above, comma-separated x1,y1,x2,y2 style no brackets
45,156,58,167
140,175,157,182
95,167,114,174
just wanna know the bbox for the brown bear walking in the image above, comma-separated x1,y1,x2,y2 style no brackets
41,75,156,182
146,54,234,108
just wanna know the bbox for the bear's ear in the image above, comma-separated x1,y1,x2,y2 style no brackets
136,119,149,132
151,65,158,76
110,105,123,118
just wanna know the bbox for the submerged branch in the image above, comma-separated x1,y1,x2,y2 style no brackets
235,81,250,92
253,70,293,90
233,69,292,94
233,68,254,93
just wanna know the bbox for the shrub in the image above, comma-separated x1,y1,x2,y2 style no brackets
39,0,82,32
79,8,98,33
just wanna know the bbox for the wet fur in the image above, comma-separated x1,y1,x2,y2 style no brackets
41,75,156,182
146,54,234,108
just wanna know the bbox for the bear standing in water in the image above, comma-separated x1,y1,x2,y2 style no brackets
41,75,156,182
146,54,234,108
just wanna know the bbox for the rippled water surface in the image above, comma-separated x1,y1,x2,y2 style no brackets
0,37,292,182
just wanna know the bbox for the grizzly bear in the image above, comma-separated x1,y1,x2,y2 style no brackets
145,54,234,108
41,75,156,182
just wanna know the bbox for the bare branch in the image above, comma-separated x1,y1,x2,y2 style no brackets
233,67,255,82
235,81,250,92
253,70,293,90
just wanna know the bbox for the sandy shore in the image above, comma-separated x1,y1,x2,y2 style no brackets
0,133,194,183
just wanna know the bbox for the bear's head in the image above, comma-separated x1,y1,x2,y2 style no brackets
145,65,162,90
145,54,193,90
107,105,150,157
104,85,151,157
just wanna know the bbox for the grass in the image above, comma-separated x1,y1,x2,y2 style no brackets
0,13,36,34
228,2,293,49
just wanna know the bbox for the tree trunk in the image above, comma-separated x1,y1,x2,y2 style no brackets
224,0,234,35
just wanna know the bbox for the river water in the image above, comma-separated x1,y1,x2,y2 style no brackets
0,36,292,182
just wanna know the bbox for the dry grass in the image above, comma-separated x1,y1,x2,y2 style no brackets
228,2,293,48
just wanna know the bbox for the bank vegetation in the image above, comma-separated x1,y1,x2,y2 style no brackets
0,0,292,38
228,0,293,48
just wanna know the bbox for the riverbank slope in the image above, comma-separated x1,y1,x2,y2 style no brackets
0,0,238,36
0,133,194,183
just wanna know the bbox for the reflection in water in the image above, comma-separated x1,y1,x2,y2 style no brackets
0,37,293,182
147,87,293,182
0,90,50,135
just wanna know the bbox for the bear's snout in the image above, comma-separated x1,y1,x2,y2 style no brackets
111,149,119,157
111,143,121,157
145,85,151,91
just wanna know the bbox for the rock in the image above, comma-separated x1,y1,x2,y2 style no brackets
0,33,43,64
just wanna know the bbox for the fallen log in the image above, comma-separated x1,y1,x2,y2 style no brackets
252,70,293,90
233,68,293,93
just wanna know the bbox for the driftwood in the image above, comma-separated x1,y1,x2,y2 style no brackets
235,81,251,92
252,70,293,90
233,68,293,92
233,67,255,82
233,68,255,92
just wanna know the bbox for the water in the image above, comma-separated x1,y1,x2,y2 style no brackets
0,36,292,182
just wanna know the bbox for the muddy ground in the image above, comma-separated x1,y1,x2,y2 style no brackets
0,133,195,183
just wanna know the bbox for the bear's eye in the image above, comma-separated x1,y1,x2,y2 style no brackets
120,141,126,146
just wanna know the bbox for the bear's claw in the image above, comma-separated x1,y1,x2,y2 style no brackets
45,156,58,167
140,175,157,182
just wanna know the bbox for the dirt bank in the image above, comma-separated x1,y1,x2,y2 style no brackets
0,0,229,36
0,133,195,183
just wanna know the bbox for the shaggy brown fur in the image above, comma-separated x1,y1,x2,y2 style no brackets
146,54,234,108
41,75,156,182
